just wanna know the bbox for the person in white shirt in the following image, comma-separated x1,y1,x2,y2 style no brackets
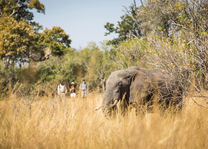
57,81,67,101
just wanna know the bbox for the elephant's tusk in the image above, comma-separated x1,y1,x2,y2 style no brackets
95,105,103,111
108,100,119,109
95,100,119,111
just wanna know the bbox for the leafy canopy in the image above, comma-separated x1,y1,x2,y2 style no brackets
0,16,39,63
0,0,45,21
39,26,72,56
104,3,142,45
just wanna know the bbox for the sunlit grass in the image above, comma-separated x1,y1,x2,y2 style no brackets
0,93,208,149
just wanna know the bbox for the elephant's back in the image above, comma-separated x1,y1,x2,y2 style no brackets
146,69,173,83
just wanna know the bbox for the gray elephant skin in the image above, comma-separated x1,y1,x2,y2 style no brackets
99,67,183,116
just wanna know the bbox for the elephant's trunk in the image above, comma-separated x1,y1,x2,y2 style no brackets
95,94,108,111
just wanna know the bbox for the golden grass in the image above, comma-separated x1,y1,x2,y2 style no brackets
0,93,208,149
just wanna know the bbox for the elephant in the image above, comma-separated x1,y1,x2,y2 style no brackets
96,67,183,116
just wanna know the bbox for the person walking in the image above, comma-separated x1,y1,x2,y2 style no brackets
79,79,88,98
70,82,76,98
57,81,67,101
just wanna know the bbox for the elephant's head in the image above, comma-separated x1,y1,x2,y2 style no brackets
98,67,139,116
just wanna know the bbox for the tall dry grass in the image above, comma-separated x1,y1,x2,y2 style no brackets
0,93,208,149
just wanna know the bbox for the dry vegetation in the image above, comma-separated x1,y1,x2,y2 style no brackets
0,93,208,149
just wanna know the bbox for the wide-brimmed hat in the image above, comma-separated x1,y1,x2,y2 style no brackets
71,82,75,84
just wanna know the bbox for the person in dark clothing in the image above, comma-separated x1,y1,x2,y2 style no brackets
70,82,76,98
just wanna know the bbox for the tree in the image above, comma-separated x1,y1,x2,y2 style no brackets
0,0,45,21
137,0,208,89
86,43,103,90
104,2,142,45
0,16,41,65
0,0,74,96
39,26,72,56
0,0,45,95
0,0,46,65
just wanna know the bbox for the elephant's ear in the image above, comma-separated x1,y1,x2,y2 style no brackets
126,67,139,79
121,71,137,87
116,71,131,87
117,68,139,87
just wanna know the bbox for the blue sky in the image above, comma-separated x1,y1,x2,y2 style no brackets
33,0,135,49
